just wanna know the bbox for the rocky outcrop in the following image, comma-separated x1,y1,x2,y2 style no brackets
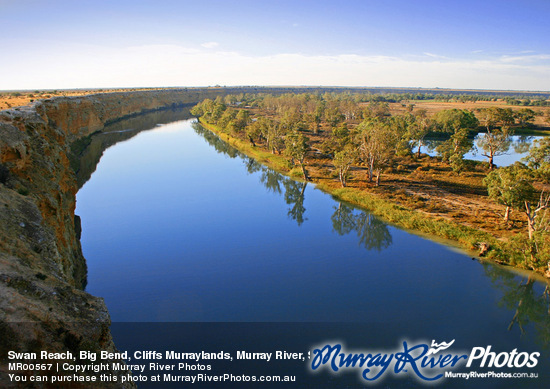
0,86,346,387
0,88,243,387
0,105,130,388
35,88,246,142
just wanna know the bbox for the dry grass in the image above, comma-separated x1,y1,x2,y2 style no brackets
388,100,550,128
0,88,164,110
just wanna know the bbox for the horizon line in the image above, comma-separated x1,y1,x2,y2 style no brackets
2,85,550,95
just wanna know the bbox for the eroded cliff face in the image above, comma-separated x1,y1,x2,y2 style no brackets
35,88,242,142
0,88,237,387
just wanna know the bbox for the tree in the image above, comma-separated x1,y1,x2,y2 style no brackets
483,163,533,222
319,122,352,158
333,145,357,187
408,109,433,158
433,109,478,171
305,112,322,134
388,115,413,156
476,107,513,169
523,137,550,183
284,131,310,181
210,100,227,123
245,120,261,146
514,108,536,126
436,128,472,172
324,105,344,128
433,109,478,134
217,109,236,129
477,107,515,128
280,109,305,133
484,163,550,265
354,119,397,186
364,102,390,119
232,109,251,133
525,191,550,240
259,118,285,154
190,98,214,117
223,94,238,106
476,128,512,170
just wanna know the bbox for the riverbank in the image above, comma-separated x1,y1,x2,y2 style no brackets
1,87,547,387
0,88,250,387
198,118,549,278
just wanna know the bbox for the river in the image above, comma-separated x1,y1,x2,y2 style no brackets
75,109,549,388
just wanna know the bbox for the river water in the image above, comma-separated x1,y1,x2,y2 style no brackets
75,110,549,388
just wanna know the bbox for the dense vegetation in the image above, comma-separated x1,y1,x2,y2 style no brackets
191,92,550,274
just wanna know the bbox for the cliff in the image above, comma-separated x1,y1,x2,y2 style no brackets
0,88,240,387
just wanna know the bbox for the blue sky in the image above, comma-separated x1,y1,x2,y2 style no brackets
2,0,549,90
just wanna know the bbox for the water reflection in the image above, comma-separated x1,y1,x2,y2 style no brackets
483,263,550,348
512,135,535,154
332,203,392,251
260,168,284,193
246,158,308,225
284,180,307,226
193,122,309,226
71,108,194,188
191,121,241,159
193,121,393,249
425,134,545,167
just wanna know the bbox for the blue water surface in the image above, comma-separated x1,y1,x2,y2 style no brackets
76,114,550,387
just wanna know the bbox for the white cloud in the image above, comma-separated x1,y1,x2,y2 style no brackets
2,43,549,91
423,52,449,60
500,54,550,63
201,42,219,49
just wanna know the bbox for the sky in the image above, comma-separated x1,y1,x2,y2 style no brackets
1,0,549,91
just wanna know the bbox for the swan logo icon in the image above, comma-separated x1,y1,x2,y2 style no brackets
427,339,456,355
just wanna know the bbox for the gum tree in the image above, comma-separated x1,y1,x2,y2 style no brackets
333,145,357,187
354,119,397,186
483,163,532,223
408,109,433,158
433,109,479,172
523,137,550,183
484,163,550,268
476,107,514,169
284,131,310,181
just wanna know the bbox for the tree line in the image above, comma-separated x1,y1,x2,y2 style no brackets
191,92,549,270
191,93,539,179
